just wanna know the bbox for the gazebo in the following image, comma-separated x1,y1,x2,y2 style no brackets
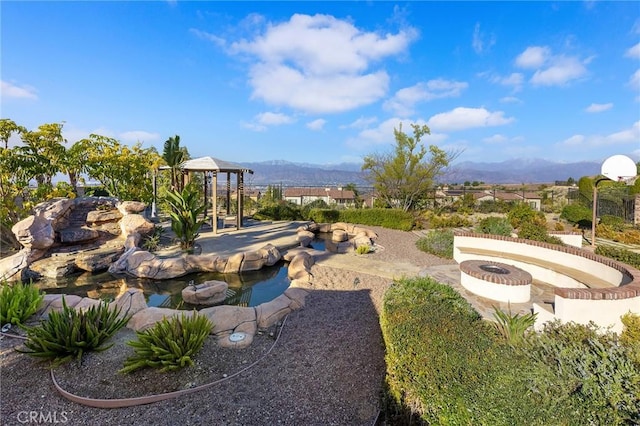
156,156,253,234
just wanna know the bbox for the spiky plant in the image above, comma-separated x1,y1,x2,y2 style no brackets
17,297,129,366
492,305,537,345
120,312,212,373
165,184,207,251
0,280,44,325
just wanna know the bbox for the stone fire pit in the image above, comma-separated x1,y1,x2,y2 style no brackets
459,260,532,303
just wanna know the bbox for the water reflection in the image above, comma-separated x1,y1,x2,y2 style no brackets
35,261,290,310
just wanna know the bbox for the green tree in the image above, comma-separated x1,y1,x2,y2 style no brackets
362,123,458,212
16,123,66,187
78,134,160,202
162,135,187,191
0,119,26,149
344,183,363,208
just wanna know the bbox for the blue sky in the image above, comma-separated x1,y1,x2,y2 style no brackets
2,1,639,166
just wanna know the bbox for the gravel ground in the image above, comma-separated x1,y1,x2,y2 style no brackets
0,226,451,426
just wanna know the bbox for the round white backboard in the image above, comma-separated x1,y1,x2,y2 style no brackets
601,155,637,182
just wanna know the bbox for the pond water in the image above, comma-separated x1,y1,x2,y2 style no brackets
35,261,290,310
33,233,334,310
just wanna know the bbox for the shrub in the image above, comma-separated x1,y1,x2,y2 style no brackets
18,298,129,366
306,208,340,223
416,229,454,258
599,215,625,232
355,245,372,255
300,199,329,220
553,221,565,232
0,281,44,325
560,204,593,227
595,245,640,269
380,277,558,425
141,225,164,252
507,203,545,229
475,216,512,236
254,202,303,221
165,184,207,251
517,222,564,245
521,321,640,425
120,312,212,373
429,213,472,229
338,208,414,231
621,312,640,368
492,306,537,345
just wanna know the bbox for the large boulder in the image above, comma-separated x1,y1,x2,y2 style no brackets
12,215,56,250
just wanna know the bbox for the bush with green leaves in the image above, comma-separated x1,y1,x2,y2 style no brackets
517,222,564,245
306,208,340,223
380,277,560,425
475,216,513,236
429,213,472,229
120,312,212,373
141,225,164,252
0,281,44,325
18,298,129,366
300,199,330,220
339,208,414,231
621,312,640,368
492,306,537,345
355,245,372,255
560,203,593,227
507,203,545,229
595,245,640,269
416,229,454,258
520,321,640,425
599,214,626,232
254,202,303,221
165,184,207,251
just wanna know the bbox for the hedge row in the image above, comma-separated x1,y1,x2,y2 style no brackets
307,208,414,231
379,277,640,425
595,244,640,269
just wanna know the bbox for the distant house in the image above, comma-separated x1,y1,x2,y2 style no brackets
284,187,355,207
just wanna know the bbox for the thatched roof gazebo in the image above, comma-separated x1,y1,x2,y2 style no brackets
157,156,253,234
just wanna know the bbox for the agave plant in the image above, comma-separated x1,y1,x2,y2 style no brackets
0,280,44,325
17,298,129,366
165,184,207,251
120,312,212,373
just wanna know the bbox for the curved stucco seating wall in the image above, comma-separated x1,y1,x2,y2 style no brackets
548,232,583,248
453,232,640,333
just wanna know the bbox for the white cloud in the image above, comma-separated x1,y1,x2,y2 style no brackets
515,46,588,86
491,73,524,91
557,121,640,147
342,116,378,129
427,107,515,132
346,118,447,151
119,131,161,143
255,111,295,126
515,46,551,68
472,22,495,54
383,79,468,116
625,42,640,59
530,55,587,86
1,80,38,99
500,96,522,104
190,28,226,48
306,118,326,131
585,103,613,113
483,134,508,144
629,69,640,91
223,13,417,114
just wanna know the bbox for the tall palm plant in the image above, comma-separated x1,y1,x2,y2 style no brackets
162,135,186,191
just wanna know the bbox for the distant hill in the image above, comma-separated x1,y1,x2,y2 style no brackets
240,159,600,187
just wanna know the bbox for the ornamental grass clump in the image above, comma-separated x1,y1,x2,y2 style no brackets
492,305,537,345
18,298,129,366
120,312,212,373
0,280,44,325
415,229,454,258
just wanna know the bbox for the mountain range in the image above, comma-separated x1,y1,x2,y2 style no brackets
240,159,600,187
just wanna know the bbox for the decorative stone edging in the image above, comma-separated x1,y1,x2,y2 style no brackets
459,260,532,285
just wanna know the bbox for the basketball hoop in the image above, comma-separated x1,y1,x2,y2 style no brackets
591,154,638,249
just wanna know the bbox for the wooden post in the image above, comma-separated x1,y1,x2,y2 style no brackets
212,172,218,235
